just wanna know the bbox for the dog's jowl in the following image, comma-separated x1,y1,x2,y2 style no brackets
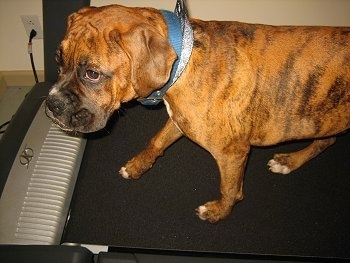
45,2,350,223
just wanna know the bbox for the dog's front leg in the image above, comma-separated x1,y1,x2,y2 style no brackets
196,144,250,223
119,118,183,179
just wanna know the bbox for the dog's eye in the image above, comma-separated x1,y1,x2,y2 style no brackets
84,70,101,82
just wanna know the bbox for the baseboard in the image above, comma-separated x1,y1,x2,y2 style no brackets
0,70,45,99
0,73,6,99
0,70,45,86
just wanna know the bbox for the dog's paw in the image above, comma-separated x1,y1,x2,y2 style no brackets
267,158,291,174
196,205,208,221
119,156,153,180
119,167,130,179
195,201,232,223
119,164,144,179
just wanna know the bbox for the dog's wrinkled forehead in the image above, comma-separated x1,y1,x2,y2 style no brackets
58,8,110,68
67,6,131,35
58,5,166,69
66,5,164,37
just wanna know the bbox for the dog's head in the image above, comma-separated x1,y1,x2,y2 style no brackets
45,5,177,132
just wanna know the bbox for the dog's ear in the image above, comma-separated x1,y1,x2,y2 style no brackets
120,25,177,97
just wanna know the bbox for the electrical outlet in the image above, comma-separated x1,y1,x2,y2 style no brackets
21,15,43,39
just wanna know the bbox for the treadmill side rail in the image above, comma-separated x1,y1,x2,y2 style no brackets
0,102,86,245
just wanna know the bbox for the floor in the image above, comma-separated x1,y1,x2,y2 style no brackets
0,86,32,139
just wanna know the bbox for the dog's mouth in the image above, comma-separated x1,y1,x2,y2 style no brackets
45,106,75,132
45,100,98,133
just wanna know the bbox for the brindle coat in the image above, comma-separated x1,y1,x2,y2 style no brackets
45,5,350,223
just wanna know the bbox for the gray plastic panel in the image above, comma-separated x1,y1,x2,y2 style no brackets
0,102,86,245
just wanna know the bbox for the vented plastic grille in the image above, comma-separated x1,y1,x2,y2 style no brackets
15,125,82,244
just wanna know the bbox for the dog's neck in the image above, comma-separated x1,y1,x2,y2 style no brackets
139,0,194,106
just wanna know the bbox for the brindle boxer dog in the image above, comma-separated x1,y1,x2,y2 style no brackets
45,3,350,223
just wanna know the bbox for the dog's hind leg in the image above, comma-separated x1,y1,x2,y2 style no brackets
119,118,183,179
267,137,336,174
196,143,250,223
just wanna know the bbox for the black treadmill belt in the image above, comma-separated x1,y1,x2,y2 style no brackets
62,102,350,259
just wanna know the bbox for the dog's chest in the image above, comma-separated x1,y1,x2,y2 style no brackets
163,99,184,133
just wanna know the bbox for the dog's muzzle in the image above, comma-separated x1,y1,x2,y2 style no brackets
45,94,93,132
45,96,66,117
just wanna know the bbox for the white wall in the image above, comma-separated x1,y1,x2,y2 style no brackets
1,0,350,71
0,0,43,71
92,0,350,26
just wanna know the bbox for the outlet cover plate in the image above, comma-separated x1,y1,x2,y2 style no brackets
21,15,43,39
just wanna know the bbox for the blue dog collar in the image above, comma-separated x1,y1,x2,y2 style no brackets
139,10,182,106
140,0,193,106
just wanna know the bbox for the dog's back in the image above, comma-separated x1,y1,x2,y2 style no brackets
174,19,350,146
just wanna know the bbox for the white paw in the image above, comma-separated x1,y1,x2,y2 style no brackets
119,167,130,179
196,205,208,220
267,159,291,174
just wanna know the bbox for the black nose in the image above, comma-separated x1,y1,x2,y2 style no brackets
46,96,65,116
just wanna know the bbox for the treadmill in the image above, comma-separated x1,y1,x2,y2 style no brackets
1,1,349,262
